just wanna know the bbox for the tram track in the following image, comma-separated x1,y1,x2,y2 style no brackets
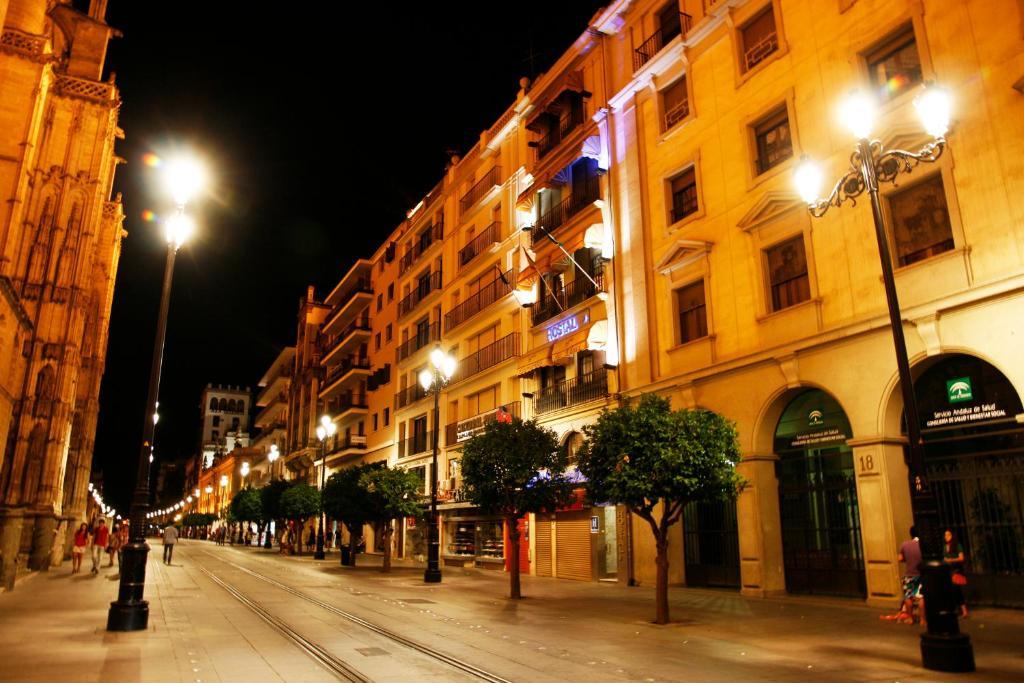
198,550,513,683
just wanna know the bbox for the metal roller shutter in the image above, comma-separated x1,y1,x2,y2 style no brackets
556,511,592,581
535,517,552,577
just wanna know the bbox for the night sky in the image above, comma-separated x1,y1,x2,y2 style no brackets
95,2,607,511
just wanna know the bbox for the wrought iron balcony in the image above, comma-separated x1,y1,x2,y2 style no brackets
444,269,513,332
531,176,601,246
327,433,368,456
397,271,442,318
398,430,435,458
460,166,502,214
395,382,429,410
446,401,521,446
664,96,690,129
323,356,371,387
531,267,605,327
399,222,444,275
320,315,371,361
634,12,692,71
330,392,368,415
744,29,779,72
458,221,502,269
535,367,609,415
450,332,519,385
396,321,440,362
532,106,585,160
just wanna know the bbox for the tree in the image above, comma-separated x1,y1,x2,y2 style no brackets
322,464,379,566
461,418,574,599
280,483,320,554
578,394,743,624
361,466,423,572
230,487,264,544
259,478,294,548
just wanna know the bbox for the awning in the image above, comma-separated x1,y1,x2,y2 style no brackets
517,345,552,376
552,324,593,362
587,319,609,351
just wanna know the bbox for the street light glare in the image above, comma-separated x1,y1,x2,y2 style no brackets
442,355,457,380
316,425,326,441
419,368,434,391
320,414,332,428
915,85,952,138
164,156,206,206
838,90,877,140
429,346,445,370
794,157,823,205
164,212,195,249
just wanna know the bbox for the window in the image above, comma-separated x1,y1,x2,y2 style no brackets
657,2,684,45
383,407,390,426
888,175,954,267
376,294,383,311
212,416,220,427
385,324,393,342
372,413,378,431
662,76,689,130
676,281,708,343
211,430,219,440
387,283,394,302
754,108,792,174
231,417,240,430
866,26,922,102
669,168,698,223
375,332,381,351
766,236,810,311
209,397,217,410
741,5,779,72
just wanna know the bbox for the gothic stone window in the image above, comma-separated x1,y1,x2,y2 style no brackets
888,174,954,267
766,235,810,312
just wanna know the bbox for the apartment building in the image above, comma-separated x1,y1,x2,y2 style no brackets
283,287,331,482
252,347,294,483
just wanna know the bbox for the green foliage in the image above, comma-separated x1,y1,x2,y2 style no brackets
578,394,743,520
323,463,380,532
259,478,294,523
461,418,575,518
181,512,217,527
279,482,320,521
360,466,424,523
229,487,264,523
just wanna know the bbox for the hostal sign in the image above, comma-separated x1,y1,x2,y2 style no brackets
546,312,588,343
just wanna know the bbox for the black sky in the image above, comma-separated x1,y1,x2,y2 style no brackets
94,2,608,511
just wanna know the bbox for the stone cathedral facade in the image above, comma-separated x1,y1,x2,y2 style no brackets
0,0,124,587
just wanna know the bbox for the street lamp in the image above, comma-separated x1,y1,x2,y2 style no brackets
268,443,280,480
795,86,972,673
314,415,336,560
419,345,457,583
108,153,206,633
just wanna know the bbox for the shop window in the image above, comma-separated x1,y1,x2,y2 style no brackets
476,521,505,560
866,25,922,102
676,280,708,343
446,521,476,557
766,236,810,312
753,107,792,175
740,5,779,72
888,174,954,267
669,167,698,223
662,75,689,130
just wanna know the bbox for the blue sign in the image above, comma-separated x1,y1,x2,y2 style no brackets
546,312,589,343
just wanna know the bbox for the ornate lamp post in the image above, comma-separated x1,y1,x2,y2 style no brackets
794,86,973,673
265,444,280,549
108,155,205,632
314,415,336,560
418,346,457,583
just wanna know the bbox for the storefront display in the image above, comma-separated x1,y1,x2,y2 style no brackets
446,521,475,557
443,517,505,567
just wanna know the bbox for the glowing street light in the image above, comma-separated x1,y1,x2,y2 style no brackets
313,415,336,560
419,346,457,584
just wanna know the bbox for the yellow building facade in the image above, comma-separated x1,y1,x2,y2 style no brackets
0,0,125,586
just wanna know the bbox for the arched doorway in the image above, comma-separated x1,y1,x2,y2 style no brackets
913,354,1024,608
775,389,866,597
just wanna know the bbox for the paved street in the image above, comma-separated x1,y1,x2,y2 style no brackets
0,541,1022,682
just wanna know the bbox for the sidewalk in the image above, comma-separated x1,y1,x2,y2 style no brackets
0,541,334,683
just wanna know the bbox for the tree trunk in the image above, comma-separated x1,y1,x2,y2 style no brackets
654,530,670,625
507,515,521,599
382,524,393,572
295,520,303,554
347,524,359,567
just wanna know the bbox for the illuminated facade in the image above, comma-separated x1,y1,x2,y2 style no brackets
252,347,294,483
283,286,330,482
0,0,125,586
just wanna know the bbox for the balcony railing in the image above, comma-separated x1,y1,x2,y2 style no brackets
743,29,779,72
634,12,692,71
531,267,605,326
396,321,440,362
450,333,519,385
445,401,521,446
398,430,436,458
398,271,442,317
324,279,373,328
458,221,502,269
531,176,601,246
320,315,371,359
395,382,429,410
664,96,690,129
535,367,609,415
460,166,501,214
256,366,293,405
444,269,513,332
323,356,371,386
327,434,368,455
533,106,585,160
330,392,368,414
399,222,444,274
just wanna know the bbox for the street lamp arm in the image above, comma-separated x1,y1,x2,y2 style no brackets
873,137,945,185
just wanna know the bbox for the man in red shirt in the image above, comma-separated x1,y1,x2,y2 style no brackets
91,518,109,574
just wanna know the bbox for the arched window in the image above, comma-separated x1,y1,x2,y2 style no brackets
218,398,228,411
210,397,218,411
227,399,236,413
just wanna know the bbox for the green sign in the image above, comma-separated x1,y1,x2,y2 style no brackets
946,377,973,404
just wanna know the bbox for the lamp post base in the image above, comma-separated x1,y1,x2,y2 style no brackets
107,599,149,632
107,541,151,632
423,567,441,583
921,634,975,673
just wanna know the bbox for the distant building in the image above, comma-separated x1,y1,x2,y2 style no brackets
197,384,251,473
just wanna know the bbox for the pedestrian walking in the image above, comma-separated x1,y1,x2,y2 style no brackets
306,526,315,549
334,528,341,551
71,522,89,573
944,529,969,618
90,518,109,574
106,522,122,567
162,523,178,565
883,526,923,625
116,521,129,567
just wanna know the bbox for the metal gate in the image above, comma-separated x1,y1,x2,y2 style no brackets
927,451,1024,608
683,500,740,588
777,446,866,598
